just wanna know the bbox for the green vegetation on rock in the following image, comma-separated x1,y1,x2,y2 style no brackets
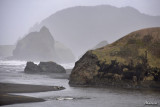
69,27,160,89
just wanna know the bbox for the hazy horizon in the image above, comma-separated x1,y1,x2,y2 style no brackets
0,0,160,45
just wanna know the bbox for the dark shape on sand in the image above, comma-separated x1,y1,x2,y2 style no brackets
25,61,66,73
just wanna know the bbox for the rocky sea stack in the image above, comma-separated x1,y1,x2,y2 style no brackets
12,26,75,63
25,61,66,73
69,27,160,89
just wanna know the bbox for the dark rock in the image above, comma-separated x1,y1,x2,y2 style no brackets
69,51,99,85
24,61,66,73
38,62,66,73
24,62,42,73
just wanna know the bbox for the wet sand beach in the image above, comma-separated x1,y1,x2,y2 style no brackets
0,83,65,106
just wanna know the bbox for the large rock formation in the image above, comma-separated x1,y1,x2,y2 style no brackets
39,62,66,73
69,27,160,89
13,26,57,61
24,62,42,73
12,26,75,63
30,5,160,58
25,61,66,73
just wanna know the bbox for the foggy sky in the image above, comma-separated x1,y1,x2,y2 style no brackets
0,0,160,45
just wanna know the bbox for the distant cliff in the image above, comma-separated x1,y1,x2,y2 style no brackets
29,5,160,58
55,41,75,63
69,27,160,89
12,26,75,63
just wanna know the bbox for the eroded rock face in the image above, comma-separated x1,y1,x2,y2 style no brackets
24,62,66,73
24,62,42,73
38,62,66,73
69,51,99,85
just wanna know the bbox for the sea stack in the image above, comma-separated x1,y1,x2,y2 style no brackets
12,26,75,63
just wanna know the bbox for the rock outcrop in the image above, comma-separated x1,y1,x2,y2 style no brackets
12,26,75,63
38,62,66,73
24,62,42,73
25,61,66,73
13,26,58,61
69,51,99,85
69,27,160,89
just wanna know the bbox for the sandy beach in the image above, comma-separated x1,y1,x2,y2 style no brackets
0,83,65,106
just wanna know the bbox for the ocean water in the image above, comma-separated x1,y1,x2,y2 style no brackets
0,60,160,107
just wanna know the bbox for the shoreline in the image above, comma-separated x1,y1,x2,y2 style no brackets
0,93,45,106
69,81,160,92
0,83,65,106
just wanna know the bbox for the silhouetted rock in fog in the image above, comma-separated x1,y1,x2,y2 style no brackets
30,5,160,58
12,26,75,63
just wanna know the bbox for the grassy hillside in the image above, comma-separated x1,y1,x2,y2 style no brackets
69,27,160,88
93,27,160,67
